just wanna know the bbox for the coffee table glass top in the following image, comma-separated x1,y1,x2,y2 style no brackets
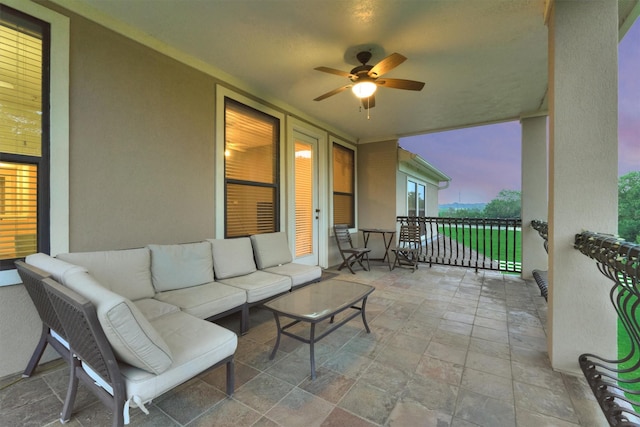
263,279,374,321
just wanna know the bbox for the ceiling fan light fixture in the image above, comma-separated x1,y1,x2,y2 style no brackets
351,81,377,98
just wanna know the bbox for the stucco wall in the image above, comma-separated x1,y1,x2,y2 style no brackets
68,18,218,251
357,141,398,257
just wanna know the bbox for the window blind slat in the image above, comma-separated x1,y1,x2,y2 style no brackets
294,142,313,257
333,144,355,227
0,8,46,267
0,163,38,259
224,98,279,238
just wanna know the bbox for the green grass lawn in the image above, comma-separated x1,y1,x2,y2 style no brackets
438,226,522,267
618,301,640,407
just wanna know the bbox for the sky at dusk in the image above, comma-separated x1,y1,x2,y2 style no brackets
400,20,640,206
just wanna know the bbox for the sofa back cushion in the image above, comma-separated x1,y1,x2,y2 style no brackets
148,242,214,292
63,270,173,375
250,232,293,269
25,253,87,283
208,238,257,279
57,248,154,301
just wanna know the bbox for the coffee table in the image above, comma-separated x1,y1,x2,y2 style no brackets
263,279,374,380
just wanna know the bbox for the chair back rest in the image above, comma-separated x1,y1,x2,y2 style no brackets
398,224,422,249
333,224,354,249
15,260,66,339
42,277,124,396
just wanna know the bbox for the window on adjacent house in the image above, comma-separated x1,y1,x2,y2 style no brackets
0,5,50,270
224,98,279,237
333,143,354,227
407,180,426,217
407,180,417,217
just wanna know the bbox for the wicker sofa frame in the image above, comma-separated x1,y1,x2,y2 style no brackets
16,261,234,427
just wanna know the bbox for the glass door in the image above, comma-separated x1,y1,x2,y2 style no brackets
293,135,318,265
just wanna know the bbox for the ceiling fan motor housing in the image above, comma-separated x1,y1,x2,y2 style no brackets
350,51,374,80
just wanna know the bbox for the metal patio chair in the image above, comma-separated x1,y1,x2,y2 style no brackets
333,224,371,274
391,223,422,272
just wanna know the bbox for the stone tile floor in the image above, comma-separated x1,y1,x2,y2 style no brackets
0,264,608,426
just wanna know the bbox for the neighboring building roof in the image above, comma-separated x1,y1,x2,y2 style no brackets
397,147,451,189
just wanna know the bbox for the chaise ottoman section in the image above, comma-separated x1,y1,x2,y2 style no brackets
121,309,237,406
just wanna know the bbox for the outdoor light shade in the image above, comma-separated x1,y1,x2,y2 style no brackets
351,81,377,98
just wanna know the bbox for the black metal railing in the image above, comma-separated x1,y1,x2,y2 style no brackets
531,220,549,300
397,216,522,273
575,231,640,426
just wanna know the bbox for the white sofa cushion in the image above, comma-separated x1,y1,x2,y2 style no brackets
133,298,180,322
208,237,256,279
63,270,173,375
148,242,214,292
25,253,87,283
219,271,291,303
57,248,154,301
264,263,322,288
119,310,237,407
153,282,246,319
250,232,293,269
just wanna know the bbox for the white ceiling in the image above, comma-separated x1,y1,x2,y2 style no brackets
67,1,558,142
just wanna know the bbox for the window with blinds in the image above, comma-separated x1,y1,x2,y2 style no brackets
224,98,279,238
333,143,355,227
0,5,49,270
294,141,313,257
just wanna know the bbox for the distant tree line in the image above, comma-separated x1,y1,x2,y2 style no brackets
619,171,640,243
436,171,640,244
439,189,521,219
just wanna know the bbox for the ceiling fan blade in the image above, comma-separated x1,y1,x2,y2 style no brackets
362,95,375,109
368,53,407,78
377,78,425,91
314,85,352,101
314,66,354,78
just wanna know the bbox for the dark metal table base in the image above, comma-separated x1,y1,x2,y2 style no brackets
268,298,371,380
361,229,396,270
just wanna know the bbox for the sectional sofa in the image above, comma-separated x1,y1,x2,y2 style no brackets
20,231,322,425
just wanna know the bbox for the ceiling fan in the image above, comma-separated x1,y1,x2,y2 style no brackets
313,51,425,109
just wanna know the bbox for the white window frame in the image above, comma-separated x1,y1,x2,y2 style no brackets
0,1,69,286
407,178,426,218
214,85,285,238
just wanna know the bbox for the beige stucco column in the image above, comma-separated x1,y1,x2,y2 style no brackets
520,115,548,279
547,1,619,373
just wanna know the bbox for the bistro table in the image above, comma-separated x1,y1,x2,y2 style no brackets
263,279,374,380
360,228,396,270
